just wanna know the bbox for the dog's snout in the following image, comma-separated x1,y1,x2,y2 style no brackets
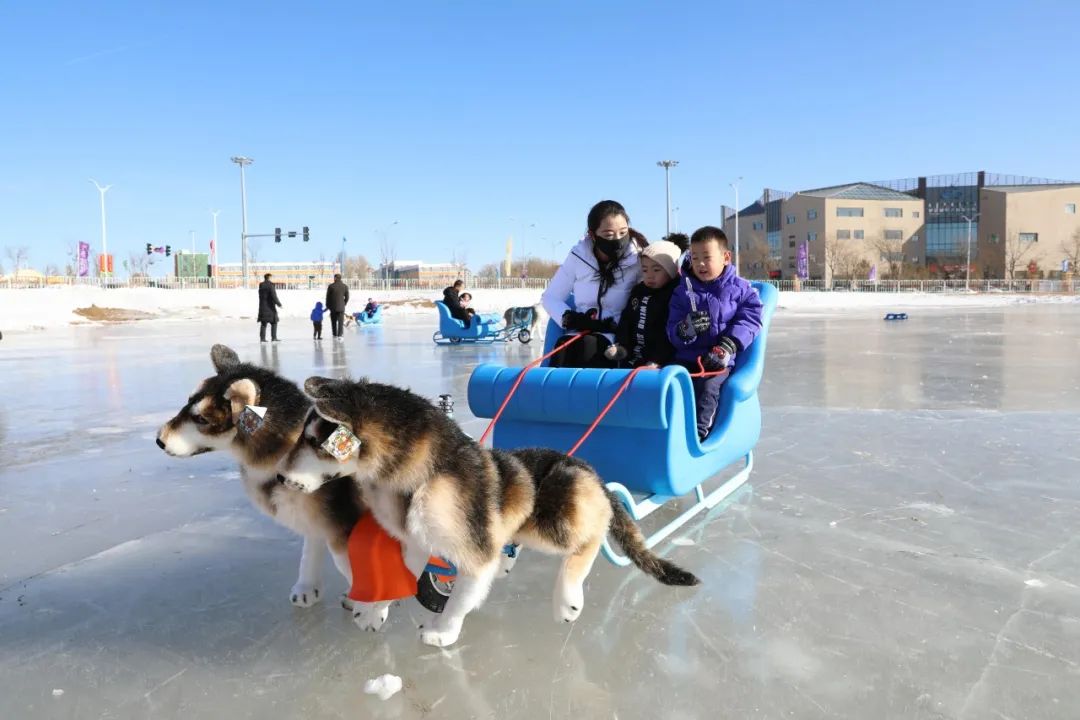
156,437,166,450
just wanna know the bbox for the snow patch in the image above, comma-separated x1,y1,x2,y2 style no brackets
363,674,403,700
906,502,955,517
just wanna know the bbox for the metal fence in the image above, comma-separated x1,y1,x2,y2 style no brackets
0,276,553,291
765,279,1077,294
0,276,1075,294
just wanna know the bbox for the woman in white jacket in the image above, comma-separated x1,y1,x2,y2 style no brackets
541,200,646,367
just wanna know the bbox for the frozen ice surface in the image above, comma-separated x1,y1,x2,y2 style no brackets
2,307,1079,719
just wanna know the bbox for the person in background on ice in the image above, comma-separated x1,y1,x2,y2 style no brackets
604,234,688,368
541,199,646,368
310,301,325,340
457,292,478,325
325,273,350,340
257,272,282,343
442,279,473,327
667,226,763,441
363,298,379,317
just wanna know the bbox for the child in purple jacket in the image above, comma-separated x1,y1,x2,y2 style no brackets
667,226,764,440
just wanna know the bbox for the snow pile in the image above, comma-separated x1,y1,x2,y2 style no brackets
0,286,544,333
1,285,1076,334
363,674,403,700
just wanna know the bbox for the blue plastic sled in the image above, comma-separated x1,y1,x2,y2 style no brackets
884,312,908,321
468,282,778,565
355,305,384,325
433,301,528,345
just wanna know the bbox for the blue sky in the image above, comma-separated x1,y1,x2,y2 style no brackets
2,1,1078,274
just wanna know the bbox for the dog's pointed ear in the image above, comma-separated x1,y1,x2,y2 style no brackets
304,376,343,399
313,398,353,431
224,378,259,421
211,344,241,374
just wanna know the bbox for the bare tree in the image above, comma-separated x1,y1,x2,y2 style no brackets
450,248,469,276
379,237,397,278
1004,230,1039,279
740,238,772,280
825,236,860,281
0,258,5,276
869,232,905,279
343,254,372,279
4,246,29,274
1061,228,1080,274
44,262,61,276
127,251,151,278
247,240,262,265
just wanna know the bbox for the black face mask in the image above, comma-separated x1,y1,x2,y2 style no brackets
594,236,628,259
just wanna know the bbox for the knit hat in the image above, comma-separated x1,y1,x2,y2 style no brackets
640,240,683,280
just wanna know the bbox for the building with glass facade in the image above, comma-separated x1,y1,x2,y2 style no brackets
725,171,1080,279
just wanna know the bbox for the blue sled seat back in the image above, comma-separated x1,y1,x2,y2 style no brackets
470,282,778,498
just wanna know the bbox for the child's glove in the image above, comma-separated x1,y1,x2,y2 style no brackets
562,309,594,331
563,309,616,333
604,344,628,362
676,310,711,341
700,336,738,371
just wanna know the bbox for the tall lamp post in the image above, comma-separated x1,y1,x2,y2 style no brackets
656,160,679,237
210,210,220,285
962,213,980,291
89,179,112,275
230,156,253,287
730,177,743,276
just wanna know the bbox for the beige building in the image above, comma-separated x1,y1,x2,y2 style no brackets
380,261,463,285
977,184,1080,278
724,183,925,282
216,261,341,288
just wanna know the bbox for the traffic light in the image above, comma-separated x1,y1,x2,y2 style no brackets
146,243,152,255
275,227,282,243
165,245,172,257
303,226,309,242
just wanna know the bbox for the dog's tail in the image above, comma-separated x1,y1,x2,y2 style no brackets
606,491,700,586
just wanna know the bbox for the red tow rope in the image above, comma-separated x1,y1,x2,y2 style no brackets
477,332,589,446
479,339,730,457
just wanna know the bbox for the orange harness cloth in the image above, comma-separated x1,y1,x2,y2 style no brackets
346,512,418,602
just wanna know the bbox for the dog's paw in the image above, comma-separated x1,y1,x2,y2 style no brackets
420,615,463,647
352,602,390,632
555,584,584,623
290,582,323,608
420,624,462,648
340,594,355,611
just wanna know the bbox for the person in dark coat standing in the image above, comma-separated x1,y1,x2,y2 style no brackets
257,273,282,342
326,273,350,340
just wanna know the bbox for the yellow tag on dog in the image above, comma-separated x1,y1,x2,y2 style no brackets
323,425,360,462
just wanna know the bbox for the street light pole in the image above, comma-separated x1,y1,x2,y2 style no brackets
656,160,679,237
211,210,220,285
730,177,743,276
89,179,112,275
230,156,253,287
962,213,979,291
